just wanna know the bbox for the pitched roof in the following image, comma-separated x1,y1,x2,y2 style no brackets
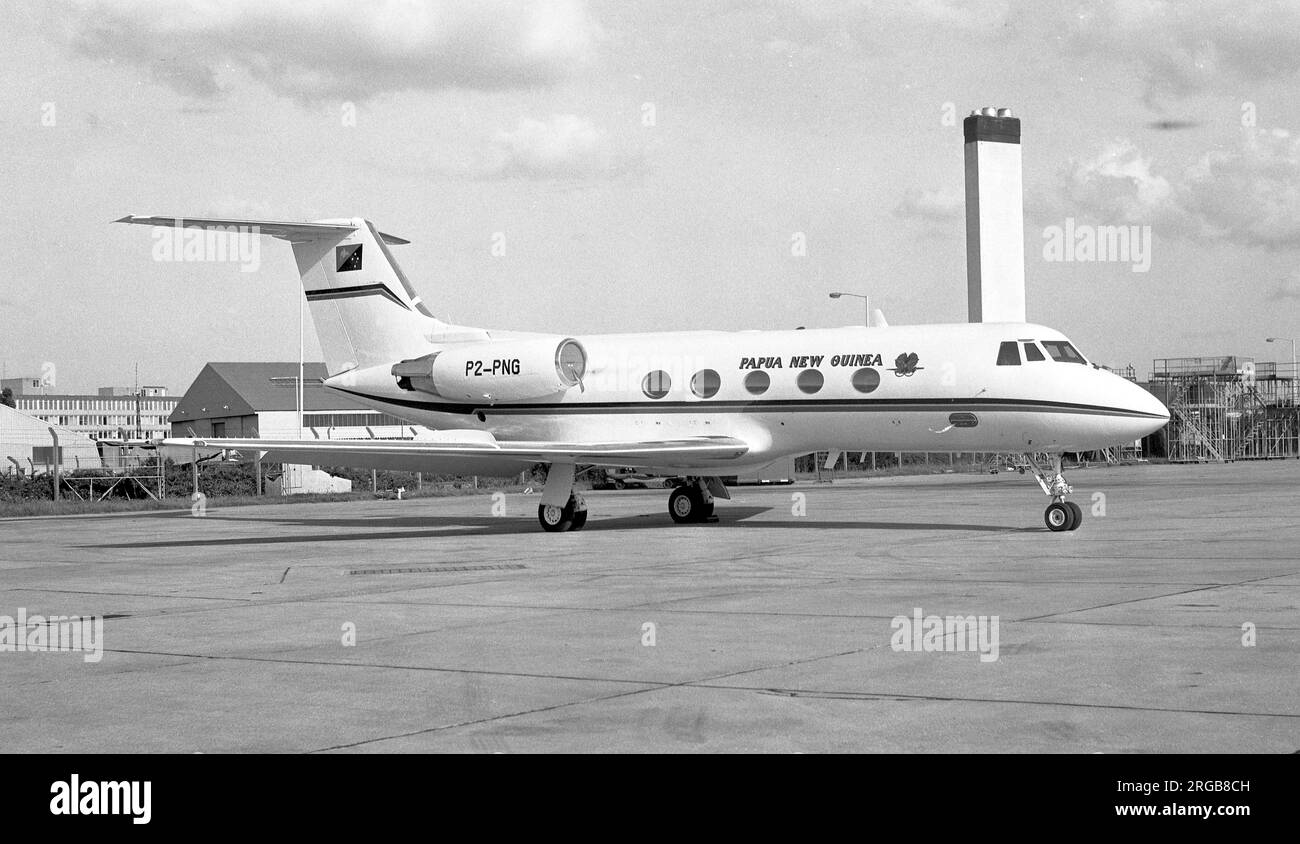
170,362,372,423
0,402,98,446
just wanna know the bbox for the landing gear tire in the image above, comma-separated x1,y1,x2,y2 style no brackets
1064,500,1083,531
540,492,587,532
1026,454,1079,532
669,485,704,523
538,502,574,532
1044,502,1073,532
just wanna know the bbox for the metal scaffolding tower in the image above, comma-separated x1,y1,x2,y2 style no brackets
1150,356,1298,462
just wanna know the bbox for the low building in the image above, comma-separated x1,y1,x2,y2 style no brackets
4,378,177,441
0,404,101,473
169,362,413,438
169,362,418,496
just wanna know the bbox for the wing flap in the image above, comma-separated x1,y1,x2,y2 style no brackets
159,435,750,470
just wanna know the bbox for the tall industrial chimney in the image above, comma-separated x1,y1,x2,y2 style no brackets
964,107,1025,323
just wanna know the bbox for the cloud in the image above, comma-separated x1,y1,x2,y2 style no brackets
896,0,1010,32
1272,270,1300,300
1053,129,1300,250
149,55,222,99
483,114,616,179
765,38,800,55
1057,140,1177,225
205,198,320,221
1181,129,1300,248
784,0,1010,35
778,1,1300,107
894,188,965,222
928,1,1300,106
43,0,598,102
1057,1,1300,108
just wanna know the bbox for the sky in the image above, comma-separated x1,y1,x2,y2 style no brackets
2,0,1299,394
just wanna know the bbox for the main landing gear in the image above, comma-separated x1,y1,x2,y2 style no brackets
538,492,587,532
1023,453,1082,532
536,463,588,532
535,465,727,532
668,477,723,524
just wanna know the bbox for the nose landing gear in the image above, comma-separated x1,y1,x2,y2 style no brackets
1024,454,1082,532
1043,500,1082,531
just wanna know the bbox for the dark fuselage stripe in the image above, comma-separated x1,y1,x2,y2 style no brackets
305,284,409,310
328,387,1166,420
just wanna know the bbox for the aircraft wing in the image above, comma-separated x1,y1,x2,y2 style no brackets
158,435,750,473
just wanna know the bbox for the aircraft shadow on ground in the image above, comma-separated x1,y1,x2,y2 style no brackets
81,506,1030,549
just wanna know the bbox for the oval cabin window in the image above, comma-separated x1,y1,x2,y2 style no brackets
796,369,824,394
690,369,721,399
642,370,671,399
851,368,880,393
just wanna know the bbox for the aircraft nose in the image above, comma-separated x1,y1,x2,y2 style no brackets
1121,377,1170,437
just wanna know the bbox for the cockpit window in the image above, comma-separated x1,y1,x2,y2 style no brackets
1023,341,1046,362
996,341,1021,366
1042,340,1087,365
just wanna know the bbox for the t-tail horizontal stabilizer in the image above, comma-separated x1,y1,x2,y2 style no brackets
114,216,410,245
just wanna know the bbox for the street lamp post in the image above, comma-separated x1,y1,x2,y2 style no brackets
829,291,870,327
1266,337,1297,404
298,291,305,439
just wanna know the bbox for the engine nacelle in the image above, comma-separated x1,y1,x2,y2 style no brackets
392,336,586,403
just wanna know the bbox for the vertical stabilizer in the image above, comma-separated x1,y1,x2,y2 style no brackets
291,218,438,375
116,215,443,376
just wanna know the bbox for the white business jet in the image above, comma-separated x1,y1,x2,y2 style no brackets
118,215,1168,533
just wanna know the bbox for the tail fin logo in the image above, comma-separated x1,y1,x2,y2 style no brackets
336,244,363,272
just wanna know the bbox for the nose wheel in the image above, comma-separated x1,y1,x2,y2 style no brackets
1044,500,1082,532
1024,454,1083,532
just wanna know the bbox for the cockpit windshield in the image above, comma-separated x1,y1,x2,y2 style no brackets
1041,340,1087,365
